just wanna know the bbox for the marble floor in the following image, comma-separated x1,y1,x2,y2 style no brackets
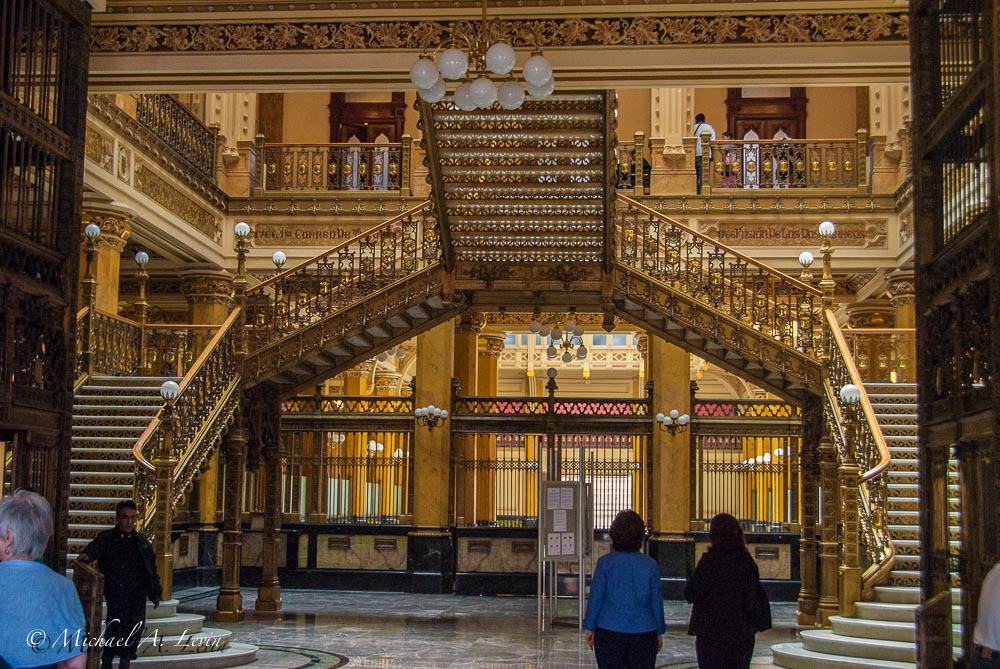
178,587,802,668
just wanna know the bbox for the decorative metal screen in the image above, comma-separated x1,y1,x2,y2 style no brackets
691,399,801,531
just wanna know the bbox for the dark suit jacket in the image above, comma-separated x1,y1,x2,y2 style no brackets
684,547,771,639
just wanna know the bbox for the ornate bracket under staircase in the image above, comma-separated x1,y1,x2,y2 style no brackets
610,195,824,401
241,202,464,395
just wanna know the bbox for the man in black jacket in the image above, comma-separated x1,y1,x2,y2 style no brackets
79,500,162,669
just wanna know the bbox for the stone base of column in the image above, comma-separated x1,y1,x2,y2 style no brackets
407,529,454,594
648,531,694,599
797,594,819,626
215,590,245,622
255,583,283,612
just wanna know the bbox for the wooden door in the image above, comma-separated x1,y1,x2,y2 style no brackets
726,88,807,139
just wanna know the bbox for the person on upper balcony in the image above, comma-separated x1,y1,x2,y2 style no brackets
693,113,717,194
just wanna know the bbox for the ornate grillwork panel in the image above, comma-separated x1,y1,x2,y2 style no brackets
91,311,141,376
707,138,863,189
263,143,402,191
134,94,217,181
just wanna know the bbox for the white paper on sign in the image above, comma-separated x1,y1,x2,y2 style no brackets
561,533,575,555
560,488,574,510
552,509,567,532
547,532,562,556
547,488,561,510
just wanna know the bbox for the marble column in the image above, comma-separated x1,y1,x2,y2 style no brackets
649,87,696,194
868,84,912,191
886,271,916,383
475,333,505,524
454,312,483,525
646,335,693,597
81,203,133,314
207,93,258,198
408,320,455,593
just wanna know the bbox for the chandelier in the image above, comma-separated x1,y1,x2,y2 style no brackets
529,311,587,363
409,0,555,110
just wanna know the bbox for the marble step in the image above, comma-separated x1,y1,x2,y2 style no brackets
129,641,257,668
771,641,915,669
855,601,962,623
74,404,161,415
798,629,915,663
137,628,232,657
829,615,961,646
86,376,178,386
74,416,153,427
70,459,134,473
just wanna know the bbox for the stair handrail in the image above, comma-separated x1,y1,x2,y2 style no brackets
824,308,895,598
131,307,243,533
615,194,822,356
244,200,438,353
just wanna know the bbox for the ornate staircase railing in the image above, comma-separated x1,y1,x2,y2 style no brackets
824,309,895,600
131,307,243,537
242,201,459,392
612,194,823,398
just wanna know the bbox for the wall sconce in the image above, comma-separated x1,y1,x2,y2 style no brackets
415,404,449,430
656,409,690,434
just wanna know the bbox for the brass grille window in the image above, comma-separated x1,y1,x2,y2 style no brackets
939,104,989,246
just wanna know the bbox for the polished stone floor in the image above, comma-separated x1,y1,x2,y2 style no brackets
178,587,801,668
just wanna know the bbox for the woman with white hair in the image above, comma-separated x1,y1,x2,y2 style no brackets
0,489,87,669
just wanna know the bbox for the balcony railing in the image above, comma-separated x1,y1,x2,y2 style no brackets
261,140,410,193
840,327,916,384
705,135,866,191
135,94,218,182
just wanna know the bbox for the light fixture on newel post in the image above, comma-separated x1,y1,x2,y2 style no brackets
410,0,555,110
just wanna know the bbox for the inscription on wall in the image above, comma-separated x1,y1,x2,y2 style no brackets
254,222,369,246
699,219,887,248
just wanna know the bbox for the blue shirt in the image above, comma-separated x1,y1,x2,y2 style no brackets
0,560,87,668
583,550,666,634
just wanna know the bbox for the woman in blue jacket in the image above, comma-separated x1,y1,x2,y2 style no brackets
583,509,666,669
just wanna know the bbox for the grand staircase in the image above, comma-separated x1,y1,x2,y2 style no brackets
69,376,257,667
772,383,961,668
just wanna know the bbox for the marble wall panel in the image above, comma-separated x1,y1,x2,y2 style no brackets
172,531,198,569
316,534,408,570
240,530,288,568
694,541,791,579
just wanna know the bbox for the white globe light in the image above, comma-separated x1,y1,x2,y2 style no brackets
377,352,389,362
798,251,814,266
562,351,572,363
234,221,251,238
497,82,525,110
663,416,673,426
272,250,287,267
418,78,447,103
840,383,861,405
395,347,407,359
134,251,149,266
550,327,562,341
454,82,478,111
159,380,180,401
529,320,541,333
410,57,440,90
564,319,576,332
576,345,587,359
547,345,557,358
573,325,585,337
470,77,498,108
539,325,550,337
525,76,555,99
522,54,553,87
678,414,690,425
669,409,680,419
440,409,449,419
437,47,469,80
84,223,101,239
818,220,836,237
485,42,516,75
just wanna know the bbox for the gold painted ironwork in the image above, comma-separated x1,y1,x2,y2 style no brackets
841,327,915,383
244,201,439,353
708,138,863,190
134,93,217,181
824,309,895,599
263,142,404,192
132,308,243,537
615,195,821,355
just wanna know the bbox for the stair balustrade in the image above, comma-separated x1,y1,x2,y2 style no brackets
825,310,895,602
131,308,243,544
260,138,410,193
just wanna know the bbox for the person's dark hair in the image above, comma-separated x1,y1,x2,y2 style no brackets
116,499,138,516
695,113,706,123
609,509,645,552
722,131,733,140
708,513,747,553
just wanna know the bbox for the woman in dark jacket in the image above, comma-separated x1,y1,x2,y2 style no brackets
684,513,771,669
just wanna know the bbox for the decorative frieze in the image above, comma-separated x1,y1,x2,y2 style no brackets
91,12,908,54
180,271,235,308
697,218,888,248
135,162,223,243
638,193,895,217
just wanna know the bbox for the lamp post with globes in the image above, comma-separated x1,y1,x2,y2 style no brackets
81,223,101,376
134,250,152,374
154,379,180,601
837,383,862,617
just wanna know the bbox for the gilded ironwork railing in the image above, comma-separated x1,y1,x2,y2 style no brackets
135,93,217,181
691,399,801,530
615,195,822,355
91,310,141,376
825,309,895,595
244,201,437,351
263,142,405,191
76,308,221,379
282,395,413,415
132,308,243,535
705,137,865,190
841,327,916,383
